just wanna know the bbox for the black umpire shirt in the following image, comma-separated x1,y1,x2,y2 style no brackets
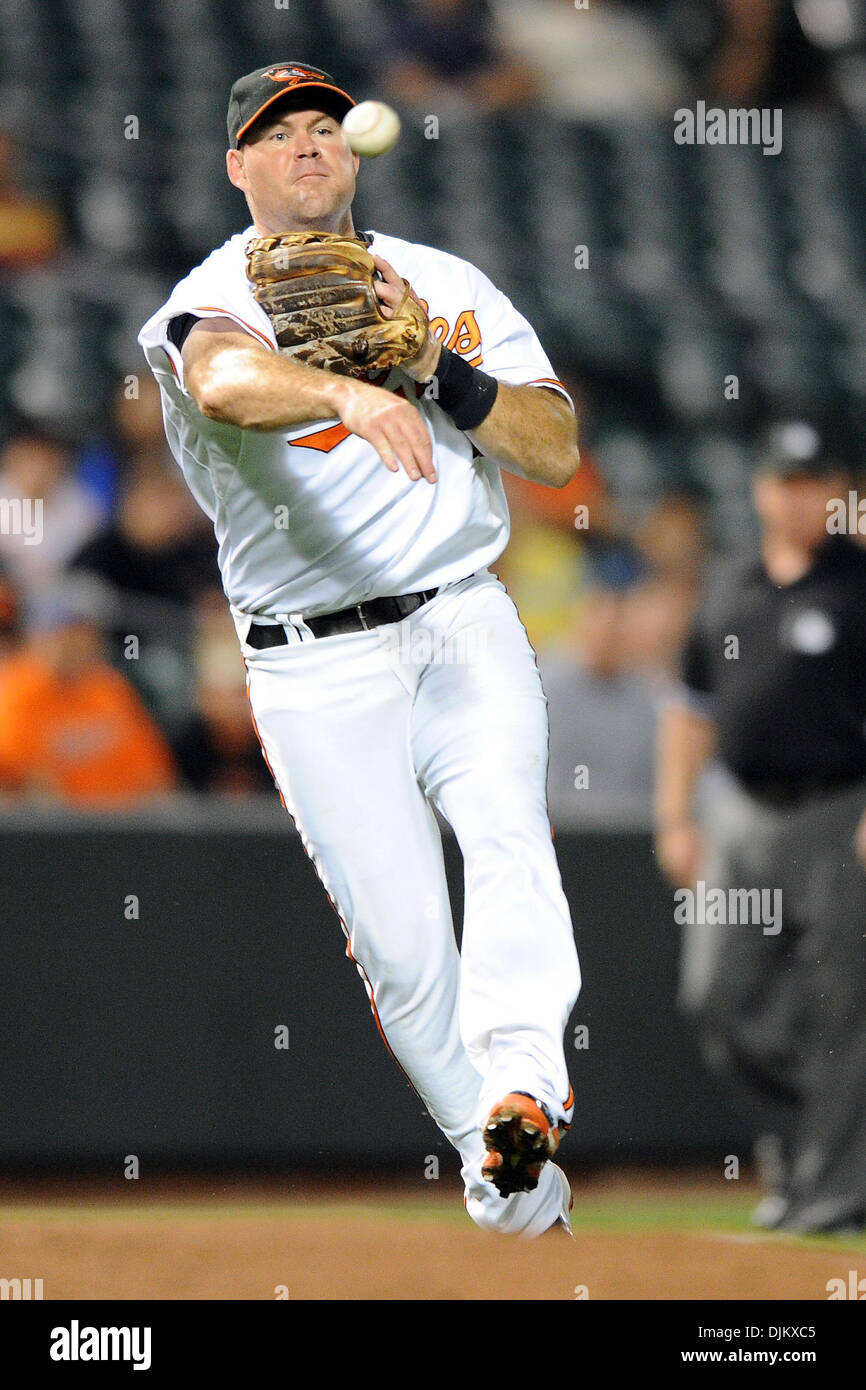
681,535,866,799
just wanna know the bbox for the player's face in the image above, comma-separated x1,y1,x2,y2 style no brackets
227,107,360,235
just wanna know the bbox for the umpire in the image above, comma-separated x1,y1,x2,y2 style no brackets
655,420,866,1234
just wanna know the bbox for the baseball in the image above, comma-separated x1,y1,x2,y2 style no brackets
341,101,401,157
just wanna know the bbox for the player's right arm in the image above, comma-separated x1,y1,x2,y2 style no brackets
181,317,436,482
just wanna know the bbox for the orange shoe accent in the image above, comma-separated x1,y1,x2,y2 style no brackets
560,1083,575,1130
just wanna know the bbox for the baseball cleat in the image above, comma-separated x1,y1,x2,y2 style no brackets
545,1213,576,1239
750,1193,790,1230
481,1092,561,1198
546,1164,576,1237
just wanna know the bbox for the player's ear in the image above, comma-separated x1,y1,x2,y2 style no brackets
227,147,248,193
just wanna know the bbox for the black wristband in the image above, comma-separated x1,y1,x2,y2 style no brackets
427,346,499,431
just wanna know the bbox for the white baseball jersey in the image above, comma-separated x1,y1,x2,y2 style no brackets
138,228,572,620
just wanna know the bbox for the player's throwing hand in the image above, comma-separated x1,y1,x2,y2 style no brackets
332,375,437,483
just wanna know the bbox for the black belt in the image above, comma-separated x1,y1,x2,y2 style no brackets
245,586,442,647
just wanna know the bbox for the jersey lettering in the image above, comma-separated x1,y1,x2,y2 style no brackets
292,422,352,452
446,310,483,365
417,303,483,367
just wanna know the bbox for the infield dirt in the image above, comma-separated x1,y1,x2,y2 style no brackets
0,1171,862,1301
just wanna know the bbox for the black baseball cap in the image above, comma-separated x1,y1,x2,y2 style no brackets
757,420,852,479
227,62,355,147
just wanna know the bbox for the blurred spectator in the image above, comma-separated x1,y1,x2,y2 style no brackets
0,423,104,602
69,455,217,618
77,372,175,518
173,593,276,796
377,0,538,114
537,487,705,823
627,495,707,679
0,288,26,421
492,0,688,115
622,572,701,682
667,0,833,104
540,527,700,826
655,419,866,1233
711,0,830,103
633,495,707,588
497,516,589,653
0,563,21,667
0,581,176,807
0,130,65,270
68,455,219,743
112,372,173,469
541,582,661,824
500,427,647,652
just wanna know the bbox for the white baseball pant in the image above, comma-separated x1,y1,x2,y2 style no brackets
235,568,581,1235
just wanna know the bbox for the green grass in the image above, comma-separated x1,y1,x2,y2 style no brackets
1,1192,864,1250
570,1192,757,1232
0,1200,452,1226
567,1195,866,1251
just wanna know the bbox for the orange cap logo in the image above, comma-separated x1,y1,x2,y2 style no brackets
265,66,322,84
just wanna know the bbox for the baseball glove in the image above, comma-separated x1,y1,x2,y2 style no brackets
245,231,429,376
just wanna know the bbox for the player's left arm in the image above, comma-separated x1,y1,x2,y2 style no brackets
464,383,578,489
373,254,579,488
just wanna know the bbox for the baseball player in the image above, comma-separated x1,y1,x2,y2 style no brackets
139,62,581,1237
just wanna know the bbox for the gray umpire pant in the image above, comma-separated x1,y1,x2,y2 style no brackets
679,767,866,1228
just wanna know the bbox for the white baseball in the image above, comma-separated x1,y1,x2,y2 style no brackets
341,101,401,157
